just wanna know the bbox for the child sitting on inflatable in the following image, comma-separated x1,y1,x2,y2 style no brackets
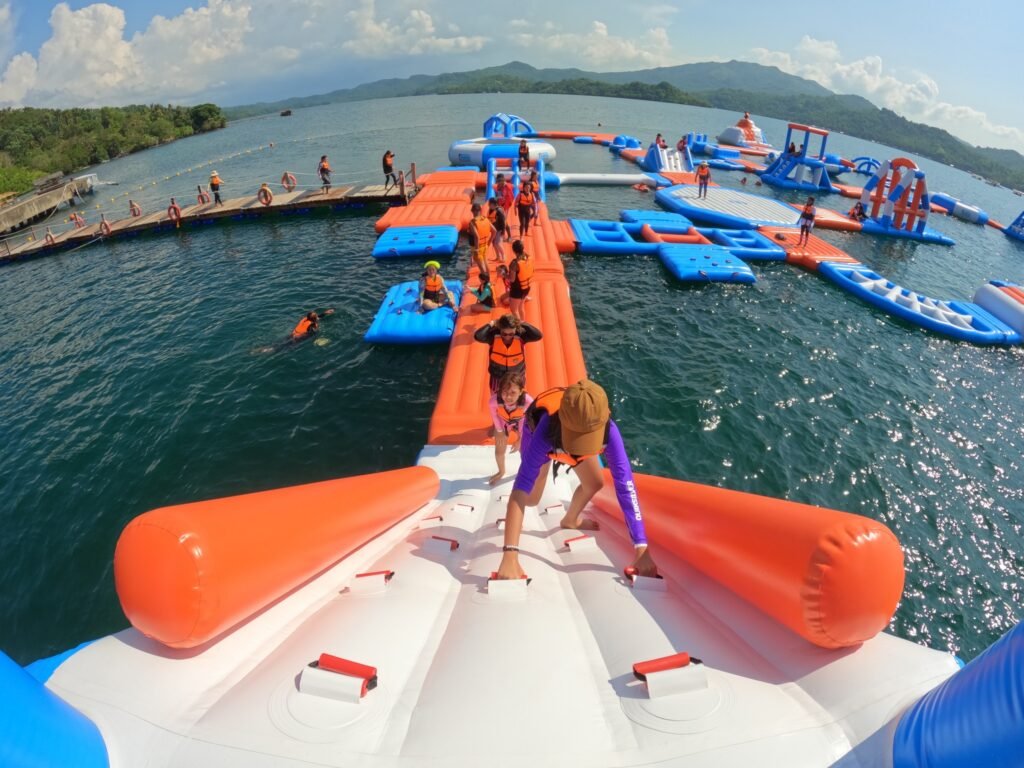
468,270,496,315
419,261,455,312
848,201,867,221
488,371,534,485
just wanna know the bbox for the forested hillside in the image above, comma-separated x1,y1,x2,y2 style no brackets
0,103,226,194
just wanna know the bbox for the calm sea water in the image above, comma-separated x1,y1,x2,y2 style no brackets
0,94,1021,665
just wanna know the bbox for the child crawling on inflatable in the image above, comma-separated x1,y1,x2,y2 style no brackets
495,378,658,580
488,372,533,486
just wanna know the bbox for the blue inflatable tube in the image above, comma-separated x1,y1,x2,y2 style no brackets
893,621,1024,767
0,650,109,768
573,136,595,144
818,263,1020,345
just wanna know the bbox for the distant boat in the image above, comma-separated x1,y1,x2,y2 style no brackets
280,109,292,117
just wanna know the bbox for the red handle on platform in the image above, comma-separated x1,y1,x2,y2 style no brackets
431,535,459,550
632,652,692,681
356,570,394,581
316,653,378,695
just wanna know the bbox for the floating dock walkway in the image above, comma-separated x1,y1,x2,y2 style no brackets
1,183,411,265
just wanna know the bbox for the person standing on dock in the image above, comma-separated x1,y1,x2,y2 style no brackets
468,202,495,277
382,150,398,193
317,155,332,194
495,378,658,580
695,161,711,199
209,171,224,205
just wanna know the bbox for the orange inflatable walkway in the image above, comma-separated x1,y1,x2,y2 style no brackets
429,201,586,445
375,170,479,233
758,227,862,271
658,171,700,186
813,206,864,232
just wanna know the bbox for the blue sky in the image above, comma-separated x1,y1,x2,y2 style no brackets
1,1,1021,152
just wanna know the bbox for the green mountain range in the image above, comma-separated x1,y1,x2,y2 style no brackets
224,61,1024,191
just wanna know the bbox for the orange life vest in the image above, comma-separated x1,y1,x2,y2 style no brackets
512,256,533,291
525,388,606,466
472,215,493,244
489,335,525,376
497,398,526,443
292,318,313,338
423,273,443,295
696,166,710,180
518,188,535,206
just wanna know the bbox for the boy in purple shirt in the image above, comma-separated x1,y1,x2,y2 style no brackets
495,379,658,580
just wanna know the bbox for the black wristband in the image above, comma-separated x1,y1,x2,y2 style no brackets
502,545,520,553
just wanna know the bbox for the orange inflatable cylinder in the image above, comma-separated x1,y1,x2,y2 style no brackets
593,472,904,649
115,466,439,649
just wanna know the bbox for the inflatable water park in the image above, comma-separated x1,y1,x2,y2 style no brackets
3,112,1023,768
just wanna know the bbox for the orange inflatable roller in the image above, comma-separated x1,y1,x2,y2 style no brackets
375,202,473,234
115,466,439,648
412,184,475,203
593,472,904,649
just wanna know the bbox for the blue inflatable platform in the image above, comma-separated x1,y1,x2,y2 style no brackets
859,219,955,246
619,209,693,227
656,185,801,229
373,225,460,259
819,263,1021,345
698,228,787,261
659,244,756,284
570,219,659,255
364,279,462,344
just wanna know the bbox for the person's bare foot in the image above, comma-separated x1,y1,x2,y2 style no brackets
560,516,599,531
488,471,504,486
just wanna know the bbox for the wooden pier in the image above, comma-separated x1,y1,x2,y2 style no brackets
1,182,413,265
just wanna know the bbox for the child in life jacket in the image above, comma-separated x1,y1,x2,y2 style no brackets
488,371,534,485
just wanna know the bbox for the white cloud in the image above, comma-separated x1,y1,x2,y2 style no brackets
341,0,486,58
512,20,676,70
751,35,1024,152
0,2,14,63
0,0,487,107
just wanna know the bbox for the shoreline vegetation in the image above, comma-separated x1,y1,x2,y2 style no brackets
0,103,226,195
224,61,1024,193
